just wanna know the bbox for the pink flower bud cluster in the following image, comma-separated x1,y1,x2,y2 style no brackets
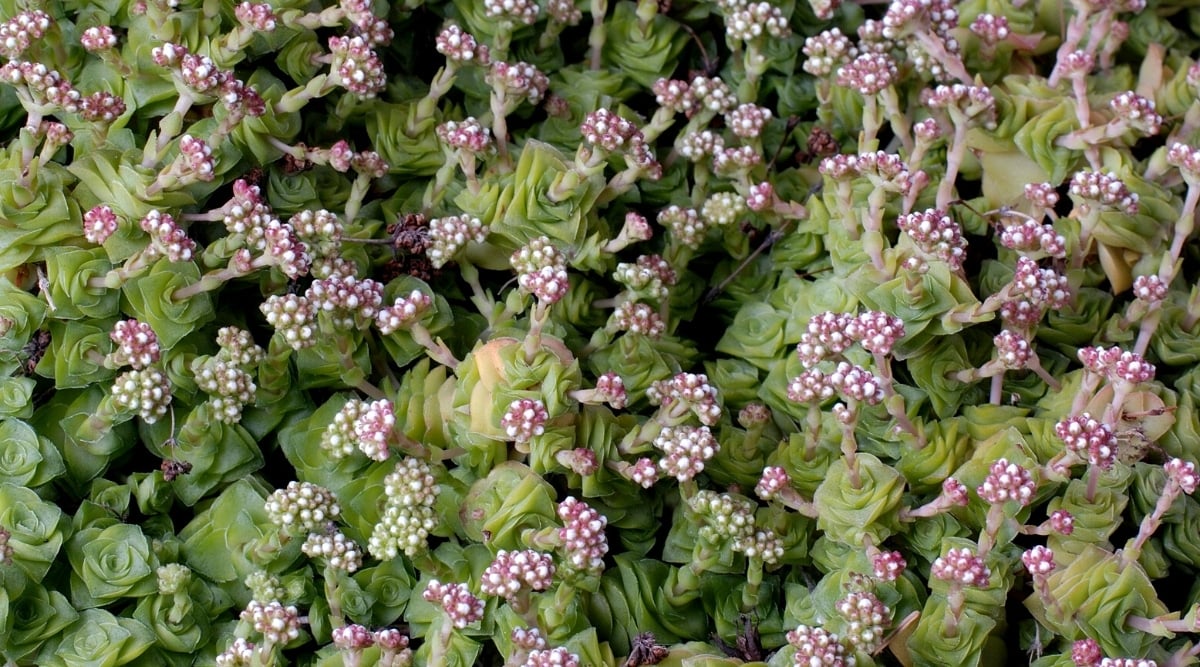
241,600,302,644
370,458,440,559
942,477,970,506
609,301,666,338
1051,510,1075,535
427,214,488,269
998,218,1067,258
235,2,277,31
0,10,50,60
846,311,906,356
837,590,891,652
215,638,256,666
651,78,695,115
1073,639,1103,667
796,312,855,367
351,399,396,461
480,549,556,599
1021,545,1055,576
590,372,627,409
111,367,173,423
1068,170,1139,214
139,209,196,262
0,527,12,566
437,117,492,153
872,550,907,581
803,28,857,76
627,458,659,488
484,0,540,24
423,580,485,628
724,2,790,43
726,103,772,138
1109,91,1161,136
374,629,412,661
654,425,719,482
1165,458,1200,495
821,151,917,195
931,547,990,588
375,290,434,335
977,458,1036,506
1167,142,1200,183
328,35,387,98
992,329,1034,370
836,52,898,96
755,466,790,500
1098,660,1157,667
1024,182,1060,210
897,208,969,271
0,61,80,112
921,84,997,129
302,530,363,572
786,625,850,667
1055,413,1116,469
547,0,583,23
969,13,1009,44
512,627,548,651
306,273,386,330
331,624,374,650
501,398,549,443
265,481,342,534
557,497,609,574
1007,256,1072,311
108,320,161,370
788,361,885,406
512,237,570,305
489,61,550,105
80,25,117,52
1132,275,1167,303
1077,346,1155,384
78,90,126,123
646,372,722,425
580,108,639,153
436,24,487,63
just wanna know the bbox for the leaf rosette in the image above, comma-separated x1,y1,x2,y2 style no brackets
0,483,69,599
813,454,905,546
66,522,158,608
35,608,155,667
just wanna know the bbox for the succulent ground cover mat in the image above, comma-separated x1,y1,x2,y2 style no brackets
3,0,1200,665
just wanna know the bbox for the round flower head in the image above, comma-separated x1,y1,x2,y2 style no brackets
931,547,990,587
423,580,484,628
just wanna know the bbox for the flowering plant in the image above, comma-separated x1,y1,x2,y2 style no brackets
5,0,1200,665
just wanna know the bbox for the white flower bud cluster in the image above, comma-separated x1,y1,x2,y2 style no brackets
265,481,342,534
369,458,440,559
